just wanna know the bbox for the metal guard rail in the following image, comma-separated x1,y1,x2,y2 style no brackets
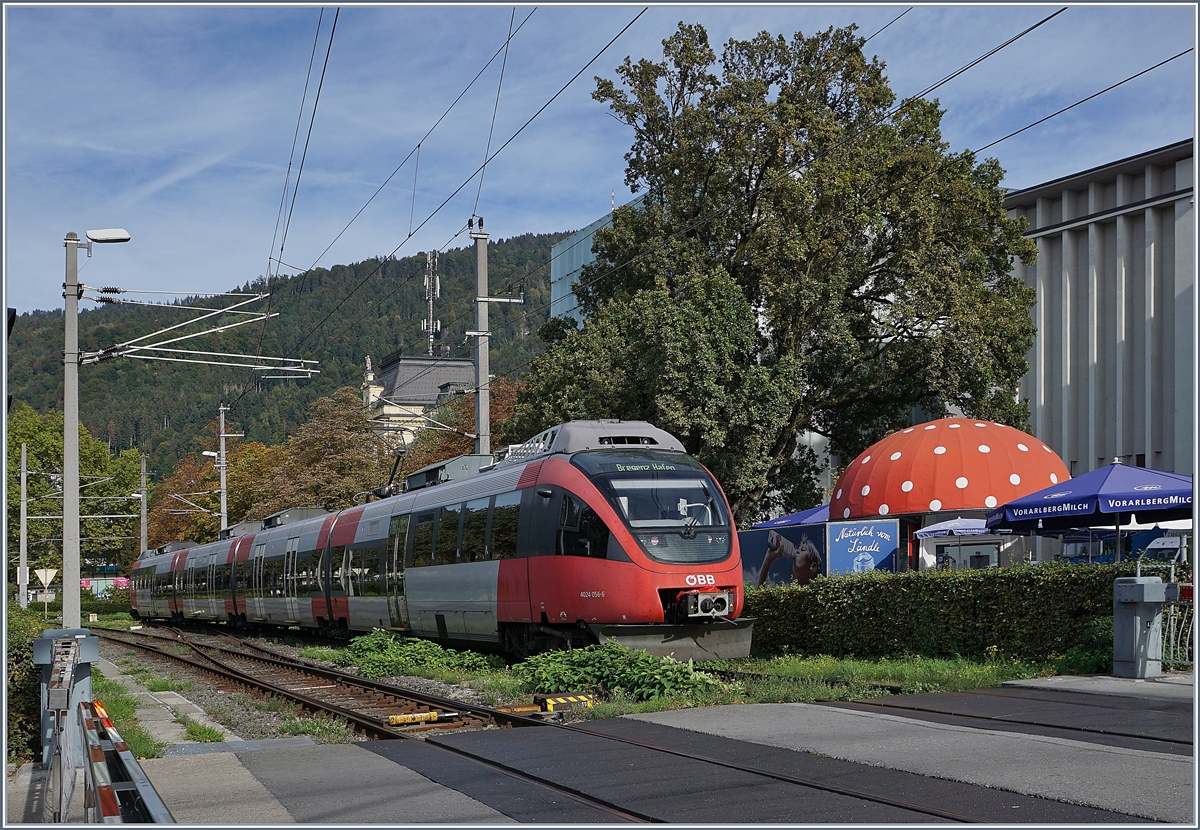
79,701,174,823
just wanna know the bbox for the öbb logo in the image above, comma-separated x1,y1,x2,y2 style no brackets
685,574,716,586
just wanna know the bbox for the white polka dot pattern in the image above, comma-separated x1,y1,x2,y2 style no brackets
829,417,1070,520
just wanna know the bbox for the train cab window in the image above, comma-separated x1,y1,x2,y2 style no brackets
557,494,612,558
460,499,490,562
438,504,463,564
411,512,436,568
490,492,521,560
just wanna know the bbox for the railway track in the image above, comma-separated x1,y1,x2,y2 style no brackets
94,627,653,822
96,627,991,822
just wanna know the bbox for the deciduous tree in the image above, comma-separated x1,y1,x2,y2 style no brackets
508,22,1037,523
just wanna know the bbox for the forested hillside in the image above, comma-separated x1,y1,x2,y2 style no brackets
7,231,569,475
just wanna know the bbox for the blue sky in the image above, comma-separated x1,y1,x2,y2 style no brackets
3,3,1195,315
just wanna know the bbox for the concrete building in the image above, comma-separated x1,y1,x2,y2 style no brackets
361,351,475,451
1007,139,1194,477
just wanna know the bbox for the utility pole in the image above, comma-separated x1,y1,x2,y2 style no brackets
19,443,28,609
140,454,148,552
421,251,440,357
216,404,244,531
466,216,523,458
63,232,83,629
469,219,490,455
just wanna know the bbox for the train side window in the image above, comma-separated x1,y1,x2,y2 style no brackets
411,512,436,568
314,548,326,593
359,548,383,596
556,493,581,555
330,545,349,594
578,506,612,558
460,498,489,562
490,492,521,560
438,504,463,564
388,515,409,563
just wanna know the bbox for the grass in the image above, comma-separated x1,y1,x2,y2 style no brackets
90,674,167,759
279,715,355,742
143,677,192,693
715,652,1053,695
177,716,224,743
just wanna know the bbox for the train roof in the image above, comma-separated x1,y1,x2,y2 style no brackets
493,420,686,468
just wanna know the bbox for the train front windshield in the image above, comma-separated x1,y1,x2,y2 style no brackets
572,451,732,564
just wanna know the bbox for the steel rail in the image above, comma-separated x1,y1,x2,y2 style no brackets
95,630,414,739
833,697,1194,746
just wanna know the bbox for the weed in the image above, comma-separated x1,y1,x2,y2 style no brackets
177,716,224,743
339,629,502,679
513,642,729,701
90,674,166,759
252,696,294,713
279,716,353,743
143,677,191,693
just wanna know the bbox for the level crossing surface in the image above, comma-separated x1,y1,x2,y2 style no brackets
6,673,1192,824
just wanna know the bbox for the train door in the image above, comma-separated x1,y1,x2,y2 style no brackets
185,563,197,617
283,536,300,622
387,513,409,630
250,542,266,621
206,557,218,618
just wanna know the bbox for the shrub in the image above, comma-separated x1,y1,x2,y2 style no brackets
1057,616,1114,674
745,562,1140,660
6,605,47,762
341,629,499,678
512,642,726,701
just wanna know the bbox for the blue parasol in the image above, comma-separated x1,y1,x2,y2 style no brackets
986,462,1192,532
751,504,829,529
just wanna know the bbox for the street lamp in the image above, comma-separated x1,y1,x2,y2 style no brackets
63,228,129,630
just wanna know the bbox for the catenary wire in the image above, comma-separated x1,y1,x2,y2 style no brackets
287,7,648,355
471,38,1189,397
474,8,517,216
267,8,326,285
381,6,1066,399
299,8,538,276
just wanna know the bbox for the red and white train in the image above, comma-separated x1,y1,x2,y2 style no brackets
130,421,752,659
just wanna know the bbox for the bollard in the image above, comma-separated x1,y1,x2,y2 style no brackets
1113,577,1165,678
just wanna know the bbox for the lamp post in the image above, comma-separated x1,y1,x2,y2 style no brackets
63,228,129,629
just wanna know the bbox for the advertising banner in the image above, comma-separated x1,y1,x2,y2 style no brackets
826,519,899,575
738,525,826,587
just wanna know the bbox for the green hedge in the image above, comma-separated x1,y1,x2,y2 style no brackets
745,563,1146,660
6,605,48,762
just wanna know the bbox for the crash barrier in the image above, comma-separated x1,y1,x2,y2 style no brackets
79,701,174,823
35,630,174,823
